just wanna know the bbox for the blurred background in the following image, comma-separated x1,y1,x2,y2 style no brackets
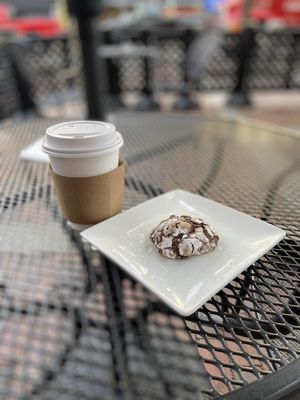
0,0,299,130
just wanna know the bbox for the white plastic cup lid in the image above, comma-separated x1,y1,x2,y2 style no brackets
42,121,123,158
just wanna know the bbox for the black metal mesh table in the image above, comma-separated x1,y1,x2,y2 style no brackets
1,113,300,400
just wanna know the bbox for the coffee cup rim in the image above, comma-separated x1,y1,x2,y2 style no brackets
42,132,123,158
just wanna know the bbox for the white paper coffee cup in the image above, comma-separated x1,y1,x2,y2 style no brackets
42,121,124,230
42,121,123,178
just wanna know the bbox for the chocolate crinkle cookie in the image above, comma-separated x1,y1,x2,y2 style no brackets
150,215,219,259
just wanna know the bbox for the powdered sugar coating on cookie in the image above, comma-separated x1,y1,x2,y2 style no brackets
150,215,219,259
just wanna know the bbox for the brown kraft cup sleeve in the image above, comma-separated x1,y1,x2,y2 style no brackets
50,160,125,225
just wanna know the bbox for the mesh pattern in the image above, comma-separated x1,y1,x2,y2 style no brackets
290,35,300,87
150,39,185,91
196,33,239,91
112,113,300,397
0,47,22,118
108,30,300,96
0,117,210,399
248,31,300,89
119,56,145,92
1,114,300,399
25,37,85,118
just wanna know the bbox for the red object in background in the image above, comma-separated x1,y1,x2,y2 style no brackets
16,18,62,38
0,4,12,21
0,3,63,38
251,0,300,26
227,0,243,30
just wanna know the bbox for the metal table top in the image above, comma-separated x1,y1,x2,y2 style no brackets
0,112,300,400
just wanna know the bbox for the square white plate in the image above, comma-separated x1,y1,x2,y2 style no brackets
81,190,285,316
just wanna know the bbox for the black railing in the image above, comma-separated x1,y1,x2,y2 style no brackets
0,26,299,119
